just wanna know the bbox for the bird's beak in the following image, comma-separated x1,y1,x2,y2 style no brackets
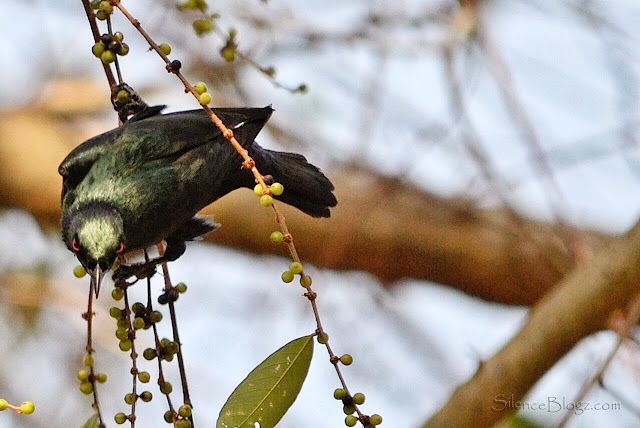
89,268,106,298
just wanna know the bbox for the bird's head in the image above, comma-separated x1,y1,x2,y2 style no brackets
65,205,125,297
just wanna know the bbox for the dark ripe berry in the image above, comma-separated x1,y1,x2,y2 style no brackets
143,348,157,360
369,414,383,425
263,175,274,185
139,391,152,402
343,404,356,415
100,33,113,45
131,302,146,314
178,404,192,418
137,371,151,383
79,381,93,395
109,41,122,53
118,43,130,56
345,415,358,427
158,293,168,305
334,388,347,400
164,410,174,423
340,354,353,366
170,60,182,72
124,393,135,405
168,289,179,302
352,392,365,405
96,373,108,383
160,382,173,395
114,412,127,424
114,31,124,42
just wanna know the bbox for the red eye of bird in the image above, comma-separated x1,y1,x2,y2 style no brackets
72,237,80,252
115,242,124,254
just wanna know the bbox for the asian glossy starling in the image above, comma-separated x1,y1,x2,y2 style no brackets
59,106,337,296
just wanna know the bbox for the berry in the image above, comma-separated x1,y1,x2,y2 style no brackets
131,302,146,314
114,412,127,424
98,1,113,14
164,353,175,362
118,43,130,56
220,46,235,62
108,41,122,53
165,341,179,355
270,231,283,244
281,270,294,283
0,399,7,411
101,50,116,64
138,371,151,383
178,404,192,418
340,354,353,366
353,392,365,405
370,414,383,425
124,393,135,405
159,43,172,56
96,373,108,383
300,274,312,287
110,307,123,319
116,328,128,340
193,18,213,35
160,382,173,395
143,348,156,360
317,332,329,344
132,317,145,330
79,381,93,395
169,59,182,71
260,194,273,207
96,9,108,20
176,420,192,428
343,404,356,415
253,183,264,196
112,287,124,301
150,311,163,323
113,31,124,42
117,318,128,329
91,42,106,58
116,90,130,105
270,182,284,196
345,415,358,427
83,353,94,367
73,265,87,278
90,0,101,9
20,401,35,415
334,388,347,400
175,283,188,293
140,391,152,402
164,410,174,423
77,369,90,382
193,82,207,95
199,92,211,105
119,339,132,352
289,262,303,274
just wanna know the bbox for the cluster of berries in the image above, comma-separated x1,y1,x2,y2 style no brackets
92,32,129,64
164,404,194,428
333,388,382,427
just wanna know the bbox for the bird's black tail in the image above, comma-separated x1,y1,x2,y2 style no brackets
248,143,337,217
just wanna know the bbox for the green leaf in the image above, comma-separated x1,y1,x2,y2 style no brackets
217,335,314,428
81,413,100,428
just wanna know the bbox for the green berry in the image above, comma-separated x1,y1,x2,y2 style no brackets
98,1,112,13
164,410,174,423
176,420,192,428
91,42,106,58
101,50,116,64
289,262,303,274
317,332,329,344
96,373,108,383
112,287,124,301
260,194,273,207
140,391,152,402
281,270,294,283
352,392,365,405
131,302,146,314
0,399,7,411
164,353,175,362
159,43,172,56
132,317,145,330
300,274,312,287
253,183,264,196
340,354,353,366
270,231,283,244
193,18,213,35
334,388,347,400
160,382,173,395
117,318,128,329
370,414,382,425
116,328,128,340
143,348,156,360
74,265,87,278
220,46,235,62
90,0,101,9
20,401,35,415
175,283,188,293
83,353,94,367
114,412,127,424
109,307,122,319
270,182,284,196
116,90,130,105
199,92,212,105
79,381,93,395
77,369,90,382
113,31,124,42
178,404,192,418
165,341,179,355
119,339,132,352
150,311,163,323
96,9,108,20
193,82,207,95
345,415,358,427
343,404,356,415
124,393,135,405
118,43,129,56
138,371,151,383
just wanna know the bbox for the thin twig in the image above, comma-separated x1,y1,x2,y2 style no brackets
84,280,105,428
123,287,138,427
80,0,117,89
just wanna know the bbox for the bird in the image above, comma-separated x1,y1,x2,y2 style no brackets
59,105,337,297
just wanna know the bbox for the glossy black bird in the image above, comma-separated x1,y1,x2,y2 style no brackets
59,106,337,296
